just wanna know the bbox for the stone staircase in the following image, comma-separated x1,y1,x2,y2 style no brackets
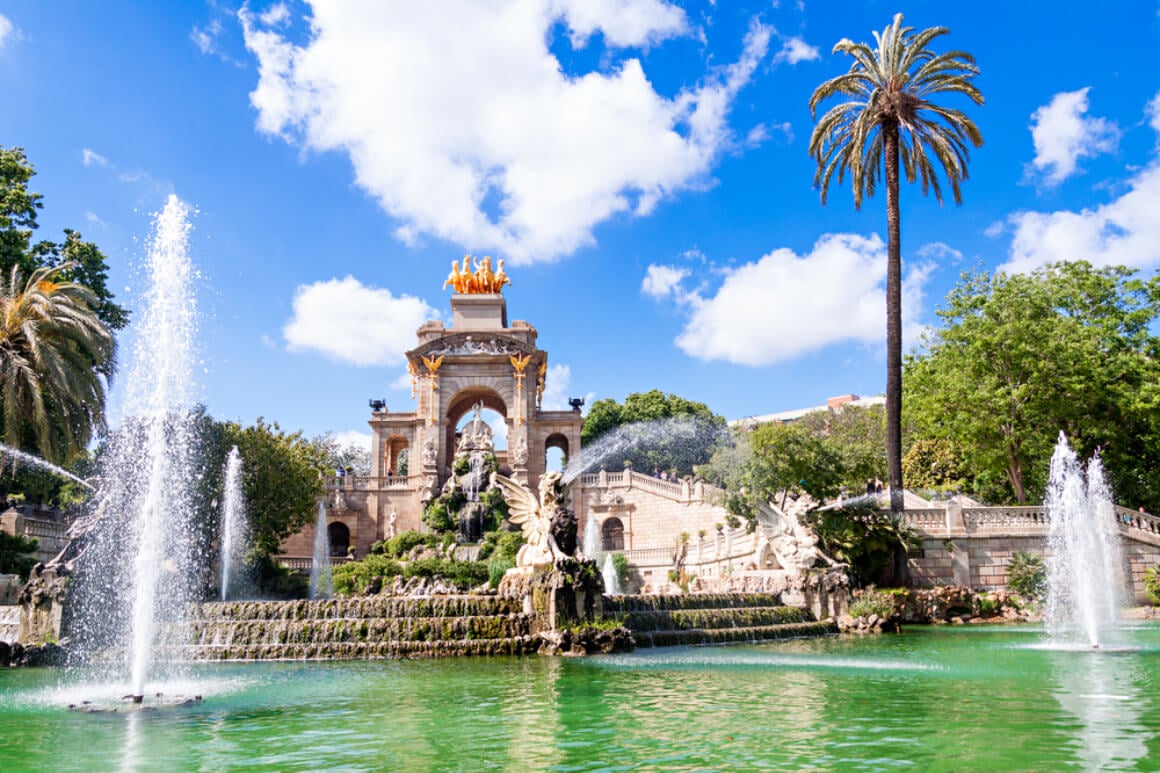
172,596,538,660
606,593,837,647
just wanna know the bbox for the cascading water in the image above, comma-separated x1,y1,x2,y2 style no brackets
309,501,332,599
602,554,621,595
1044,433,1126,648
219,446,248,601
69,195,201,703
561,415,727,484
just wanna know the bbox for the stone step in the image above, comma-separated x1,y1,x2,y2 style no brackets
161,635,540,661
180,613,534,647
604,593,785,613
198,595,525,622
633,620,838,648
618,605,813,633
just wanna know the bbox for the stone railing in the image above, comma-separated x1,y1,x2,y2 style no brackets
279,556,353,571
577,468,717,504
903,503,1160,546
326,475,417,492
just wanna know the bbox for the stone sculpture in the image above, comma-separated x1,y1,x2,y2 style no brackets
492,471,576,572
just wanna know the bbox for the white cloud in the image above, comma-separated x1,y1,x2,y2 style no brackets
0,16,17,49
332,429,371,451
917,241,963,265
1002,162,1160,274
671,233,931,366
239,3,770,264
772,35,818,65
82,148,109,167
84,211,106,228
641,264,691,298
983,220,1005,238
283,276,439,366
191,19,223,56
541,363,594,411
260,3,291,27
1147,90,1160,135
1029,88,1119,186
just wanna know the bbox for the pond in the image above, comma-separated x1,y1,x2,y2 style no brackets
3,623,1159,771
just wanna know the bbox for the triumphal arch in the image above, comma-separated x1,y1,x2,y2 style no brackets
295,258,583,558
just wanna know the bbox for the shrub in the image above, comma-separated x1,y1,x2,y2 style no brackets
478,530,523,562
1006,551,1047,601
1143,566,1160,605
488,558,515,588
848,590,895,619
332,554,403,595
379,530,438,558
610,552,630,589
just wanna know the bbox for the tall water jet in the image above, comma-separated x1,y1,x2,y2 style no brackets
602,553,621,595
219,446,247,601
1044,433,1126,648
582,515,601,561
69,194,201,703
0,443,95,491
309,501,332,598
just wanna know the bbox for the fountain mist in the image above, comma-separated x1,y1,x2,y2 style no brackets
69,195,201,701
219,446,247,601
1044,433,1126,648
0,442,94,490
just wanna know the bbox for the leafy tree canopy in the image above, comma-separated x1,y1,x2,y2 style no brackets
579,390,727,477
796,403,889,490
905,261,1160,508
0,147,128,330
311,432,371,476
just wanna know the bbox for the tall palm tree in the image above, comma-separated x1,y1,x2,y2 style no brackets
808,13,983,515
0,263,115,463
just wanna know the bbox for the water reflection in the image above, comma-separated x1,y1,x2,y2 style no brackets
1050,642,1146,770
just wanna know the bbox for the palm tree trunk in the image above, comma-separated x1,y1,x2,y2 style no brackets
884,123,904,517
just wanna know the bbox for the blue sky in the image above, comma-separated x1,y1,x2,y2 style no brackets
2,1,1159,450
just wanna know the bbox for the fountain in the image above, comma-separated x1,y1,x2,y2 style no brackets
561,415,727,484
0,442,94,491
582,514,601,561
65,194,201,704
602,553,621,595
308,500,332,599
219,446,247,601
1044,433,1126,649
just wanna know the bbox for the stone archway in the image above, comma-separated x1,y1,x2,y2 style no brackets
382,434,409,478
444,388,508,470
544,432,569,472
602,517,625,551
328,522,350,557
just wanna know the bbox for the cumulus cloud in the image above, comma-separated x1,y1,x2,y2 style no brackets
917,241,963,265
1028,88,1119,185
999,94,1160,274
641,264,691,298
1002,164,1160,274
239,2,770,263
670,233,931,366
772,35,818,65
283,277,439,366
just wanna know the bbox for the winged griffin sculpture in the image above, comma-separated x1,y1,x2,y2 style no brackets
491,471,575,573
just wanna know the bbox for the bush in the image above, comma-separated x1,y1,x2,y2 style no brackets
488,558,515,588
848,590,895,619
332,554,403,595
404,558,489,590
478,530,523,562
1143,566,1160,605
375,530,438,558
0,532,39,580
610,552,630,589
1006,551,1047,601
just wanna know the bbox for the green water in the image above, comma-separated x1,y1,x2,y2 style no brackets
3,624,1160,771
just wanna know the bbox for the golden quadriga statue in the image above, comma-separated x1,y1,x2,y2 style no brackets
443,255,510,294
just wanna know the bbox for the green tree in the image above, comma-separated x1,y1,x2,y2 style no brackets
0,532,38,580
905,262,1160,508
311,432,371,476
0,147,128,330
222,418,327,559
579,390,727,477
700,422,846,521
809,14,983,514
797,402,889,490
1,264,115,463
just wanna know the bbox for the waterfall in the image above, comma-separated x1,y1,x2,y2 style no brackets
602,554,622,595
582,516,601,561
